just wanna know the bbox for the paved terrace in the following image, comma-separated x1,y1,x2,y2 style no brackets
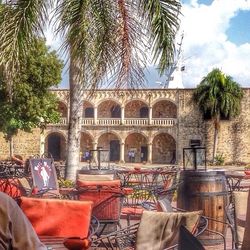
76,162,244,249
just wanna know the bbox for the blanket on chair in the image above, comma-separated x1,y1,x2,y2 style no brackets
136,210,202,250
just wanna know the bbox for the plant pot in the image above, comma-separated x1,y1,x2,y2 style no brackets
244,170,250,175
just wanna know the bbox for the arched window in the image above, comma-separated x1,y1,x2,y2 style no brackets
140,107,149,118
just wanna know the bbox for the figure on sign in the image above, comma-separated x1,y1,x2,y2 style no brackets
34,161,51,188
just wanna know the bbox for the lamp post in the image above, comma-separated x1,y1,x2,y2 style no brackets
90,147,109,170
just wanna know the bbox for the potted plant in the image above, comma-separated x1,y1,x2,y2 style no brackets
58,178,75,195
244,165,250,175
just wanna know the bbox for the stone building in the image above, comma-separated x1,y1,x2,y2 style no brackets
0,88,250,165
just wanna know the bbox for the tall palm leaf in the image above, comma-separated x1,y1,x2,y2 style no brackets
0,0,181,180
193,68,243,162
0,0,51,99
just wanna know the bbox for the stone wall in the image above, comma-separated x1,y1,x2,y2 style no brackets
178,88,250,165
0,129,41,160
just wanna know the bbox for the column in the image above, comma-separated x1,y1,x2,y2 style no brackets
94,106,98,125
40,133,45,156
120,141,125,163
121,106,125,125
147,143,152,163
148,106,152,125
92,140,98,166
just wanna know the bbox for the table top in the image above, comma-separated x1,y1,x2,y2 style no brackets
39,236,67,249
226,171,250,179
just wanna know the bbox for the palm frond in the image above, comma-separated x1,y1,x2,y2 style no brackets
0,0,51,97
54,0,148,89
139,0,181,75
193,68,243,121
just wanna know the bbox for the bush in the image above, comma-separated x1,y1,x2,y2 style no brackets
58,178,75,188
214,154,225,166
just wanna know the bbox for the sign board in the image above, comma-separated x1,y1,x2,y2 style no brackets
29,158,58,191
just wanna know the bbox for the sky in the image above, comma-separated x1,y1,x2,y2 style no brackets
47,0,250,89
179,0,250,88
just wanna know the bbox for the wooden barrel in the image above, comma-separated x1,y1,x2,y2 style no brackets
177,170,228,245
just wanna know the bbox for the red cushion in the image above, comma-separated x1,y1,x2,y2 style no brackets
0,178,26,198
19,197,93,238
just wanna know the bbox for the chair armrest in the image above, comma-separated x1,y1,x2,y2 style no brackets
91,223,139,249
89,215,100,239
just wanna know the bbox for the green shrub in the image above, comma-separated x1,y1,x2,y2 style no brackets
214,154,225,166
58,178,75,188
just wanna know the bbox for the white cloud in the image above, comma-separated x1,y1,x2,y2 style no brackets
181,0,250,87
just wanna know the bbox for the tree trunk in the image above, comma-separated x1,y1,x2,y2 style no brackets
212,115,220,163
65,59,84,180
9,136,14,159
212,127,218,163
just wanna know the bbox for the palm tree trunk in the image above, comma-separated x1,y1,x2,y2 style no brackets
212,115,220,163
65,59,84,180
212,127,218,163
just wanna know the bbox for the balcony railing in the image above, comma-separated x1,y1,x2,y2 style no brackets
82,118,176,126
50,117,177,126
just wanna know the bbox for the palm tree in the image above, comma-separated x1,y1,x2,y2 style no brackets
0,0,181,180
193,68,243,163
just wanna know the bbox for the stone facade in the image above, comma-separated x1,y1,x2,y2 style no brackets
1,88,249,165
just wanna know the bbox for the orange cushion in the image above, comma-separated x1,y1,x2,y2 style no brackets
0,178,26,198
19,197,93,238
77,179,121,188
121,206,144,215
76,180,121,221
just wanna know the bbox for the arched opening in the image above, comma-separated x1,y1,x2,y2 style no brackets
125,100,148,118
152,133,176,164
125,133,147,163
45,132,66,161
98,100,121,118
98,133,120,162
153,100,177,118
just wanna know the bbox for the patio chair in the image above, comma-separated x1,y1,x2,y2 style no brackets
177,225,205,250
229,190,249,249
19,196,94,249
92,210,204,250
120,171,179,226
158,196,227,250
0,177,28,199
76,179,124,236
